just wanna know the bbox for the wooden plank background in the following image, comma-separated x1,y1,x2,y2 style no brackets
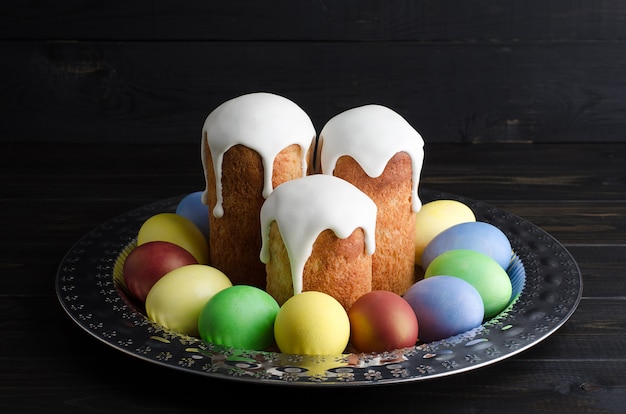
1,1,625,144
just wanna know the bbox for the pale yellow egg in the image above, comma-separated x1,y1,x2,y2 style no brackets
145,264,232,337
414,199,476,267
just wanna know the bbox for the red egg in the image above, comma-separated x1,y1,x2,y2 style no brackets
122,241,198,303
347,290,419,353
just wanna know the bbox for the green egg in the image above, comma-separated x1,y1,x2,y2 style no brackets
424,249,513,319
198,285,279,350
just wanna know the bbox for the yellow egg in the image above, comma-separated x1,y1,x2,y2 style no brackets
274,291,350,356
137,213,209,264
414,199,476,267
145,264,232,337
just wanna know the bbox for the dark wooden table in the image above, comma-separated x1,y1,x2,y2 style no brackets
2,142,625,413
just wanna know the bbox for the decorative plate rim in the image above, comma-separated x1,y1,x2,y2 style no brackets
55,188,582,387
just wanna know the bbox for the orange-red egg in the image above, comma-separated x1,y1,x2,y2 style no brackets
348,290,418,353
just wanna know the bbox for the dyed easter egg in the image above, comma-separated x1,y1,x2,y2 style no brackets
122,240,198,303
424,249,512,319
421,221,512,270
348,290,419,353
137,212,209,264
145,264,232,337
403,276,484,343
414,200,476,267
198,285,279,351
274,291,350,355
175,191,210,241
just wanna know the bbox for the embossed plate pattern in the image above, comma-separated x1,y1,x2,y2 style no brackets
56,189,582,386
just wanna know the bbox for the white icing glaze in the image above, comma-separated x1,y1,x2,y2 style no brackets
260,174,377,295
318,104,425,212
201,92,316,217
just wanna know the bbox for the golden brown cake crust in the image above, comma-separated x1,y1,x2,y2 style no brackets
265,223,372,310
203,139,310,288
332,151,416,295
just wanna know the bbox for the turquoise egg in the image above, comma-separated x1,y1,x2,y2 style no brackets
421,221,512,270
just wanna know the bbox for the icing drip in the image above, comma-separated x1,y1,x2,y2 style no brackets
260,175,377,295
201,92,316,217
318,104,425,212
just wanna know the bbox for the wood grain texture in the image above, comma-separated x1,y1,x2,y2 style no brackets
2,0,626,41
2,40,625,144
2,1,626,144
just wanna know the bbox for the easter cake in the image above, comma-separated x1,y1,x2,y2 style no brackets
201,93,424,305
201,92,316,288
317,105,424,295
260,174,378,310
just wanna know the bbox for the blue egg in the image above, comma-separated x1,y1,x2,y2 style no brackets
421,221,512,270
403,276,484,343
175,191,210,240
